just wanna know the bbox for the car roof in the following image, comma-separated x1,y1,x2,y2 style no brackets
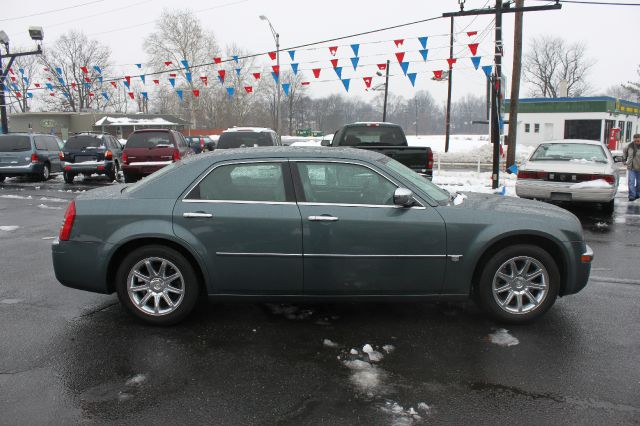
129,129,175,134
537,139,605,145
222,127,274,133
348,122,401,127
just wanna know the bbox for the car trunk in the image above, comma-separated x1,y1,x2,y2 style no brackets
0,136,33,167
64,136,108,163
124,132,175,163
522,161,610,182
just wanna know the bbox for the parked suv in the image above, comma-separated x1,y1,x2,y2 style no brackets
0,133,63,182
61,133,123,183
122,129,192,183
216,127,281,149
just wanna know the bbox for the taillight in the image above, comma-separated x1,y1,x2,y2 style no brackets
172,149,181,162
427,151,434,169
517,170,546,179
59,200,76,241
30,152,38,163
59,151,64,161
594,174,615,185
199,138,205,149
122,151,129,165
105,150,113,160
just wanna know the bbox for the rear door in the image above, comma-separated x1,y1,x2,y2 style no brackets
45,136,63,172
125,131,175,165
0,135,32,168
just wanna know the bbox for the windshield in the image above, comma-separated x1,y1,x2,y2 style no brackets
530,143,608,163
381,156,450,204
126,132,173,148
64,135,104,150
217,132,272,149
340,126,407,146
0,135,31,152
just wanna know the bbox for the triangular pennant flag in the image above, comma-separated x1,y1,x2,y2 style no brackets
329,46,338,56
334,67,342,79
169,78,176,88
15,91,22,98
395,52,405,63
23,77,29,85
507,164,519,174
12,83,19,91
232,55,239,63
71,82,77,90
282,83,290,96
62,92,69,98
214,57,222,64
394,39,404,48
226,87,235,97
363,76,372,89
330,59,339,68
98,76,103,83
301,81,310,86
46,83,53,91
482,65,493,78
27,92,34,98
84,77,91,83
58,77,65,85
253,72,261,80
136,63,142,69
245,86,253,93
312,68,321,78
80,66,89,74
35,83,41,88
350,57,359,70
377,63,387,71
93,66,102,74
467,31,478,37
291,63,299,75
235,68,242,76
468,43,479,56
181,59,190,70
271,72,279,83
418,36,428,49
268,51,277,60
18,68,24,74
169,73,177,77
185,72,192,82
447,58,457,68
176,90,183,101
288,50,295,61
200,76,208,86
55,67,63,75
140,75,146,84
408,73,417,87
341,78,350,92
272,65,280,75
164,61,172,66
10,77,15,82
110,81,117,88
218,70,226,82
153,79,159,85
142,92,148,99
128,92,134,100
101,92,109,100
83,82,91,89
351,44,360,57
8,67,14,75
419,49,429,61
470,56,481,70
125,76,131,85
218,76,224,84
192,90,200,97
433,70,443,79
400,62,409,76
123,81,130,89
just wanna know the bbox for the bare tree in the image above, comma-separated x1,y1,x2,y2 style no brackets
622,64,640,101
523,36,594,98
4,52,39,113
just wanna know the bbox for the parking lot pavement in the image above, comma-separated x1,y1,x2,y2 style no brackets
1,178,639,424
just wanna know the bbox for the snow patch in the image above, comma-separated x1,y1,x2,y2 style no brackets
570,179,613,189
350,348,359,355
323,339,339,348
452,192,467,205
489,329,519,347
39,196,67,203
38,204,63,210
0,194,32,200
382,344,395,353
378,401,424,425
125,374,147,387
0,298,23,304
0,225,19,231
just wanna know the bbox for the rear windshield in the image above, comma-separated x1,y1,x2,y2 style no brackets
339,126,407,146
126,132,173,148
217,132,273,149
64,135,105,150
530,143,608,163
0,135,31,152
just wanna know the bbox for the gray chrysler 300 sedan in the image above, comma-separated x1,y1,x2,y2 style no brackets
52,147,593,325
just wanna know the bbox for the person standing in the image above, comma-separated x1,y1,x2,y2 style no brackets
624,134,640,201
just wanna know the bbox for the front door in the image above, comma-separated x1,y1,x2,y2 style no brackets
293,161,447,295
173,160,303,294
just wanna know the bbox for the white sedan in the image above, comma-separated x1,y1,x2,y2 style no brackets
516,139,623,212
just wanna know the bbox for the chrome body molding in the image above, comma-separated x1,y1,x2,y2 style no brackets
215,252,454,259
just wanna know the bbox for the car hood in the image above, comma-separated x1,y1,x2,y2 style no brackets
521,160,610,174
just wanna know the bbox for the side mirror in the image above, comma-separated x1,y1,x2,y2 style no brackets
393,188,414,207
321,140,330,147
613,155,624,163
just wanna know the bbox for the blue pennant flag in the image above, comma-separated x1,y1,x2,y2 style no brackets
282,83,290,96
181,60,189,70
142,92,148,99
62,92,69,98
341,78,350,92
135,63,142,69
498,115,504,133
98,76,103,83
169,78,176,88
400,62,409,76
507,164,518,175
11,83,19,91
55,67,63,75
226,87,235,97
334,66,342,79
176,90,184,101
291,63,299,75
101,92,109,100
288,50,296,61
482,65,493,78
27,92,33,98
94,66,102,74
123,81,130,89
46,83,53,91
271,72,279,84
23,77,29,85
18,68,25,74
84,83,91,89
419,49,428,61
235,67,242,76
218,76,224,85
58,77,65,85
185,72,192,83
233,55,239,63
140,75,146,84
351,43,360,57
408,72,417,87
498,185,506,196
418,36,428,49
350,57,359,70
471,56,481,70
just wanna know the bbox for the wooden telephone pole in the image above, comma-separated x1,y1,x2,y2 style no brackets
506,0,524,170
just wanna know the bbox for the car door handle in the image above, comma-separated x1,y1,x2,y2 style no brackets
183,212,213,218
308,215,339,222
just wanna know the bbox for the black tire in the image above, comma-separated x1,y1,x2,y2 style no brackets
476,244,560,324
107,161,120,182
123,172,137,183
63,171,75,184
40,163,50,181
116,245,201,326
0,175,5,183
601,199,614,214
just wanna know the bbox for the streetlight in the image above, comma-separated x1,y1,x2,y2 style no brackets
259,15,280,134
0,26,44,134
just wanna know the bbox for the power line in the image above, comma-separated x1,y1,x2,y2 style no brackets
0,0,106,22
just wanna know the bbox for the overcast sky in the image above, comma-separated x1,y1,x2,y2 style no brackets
3,0,639,104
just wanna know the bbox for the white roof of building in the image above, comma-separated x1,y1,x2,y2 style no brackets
95,116,179,126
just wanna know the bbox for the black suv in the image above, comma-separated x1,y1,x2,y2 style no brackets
61,133,123,183
0,133,63,182
216,127,281,149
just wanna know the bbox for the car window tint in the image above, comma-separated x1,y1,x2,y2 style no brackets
65,136,104,150
0,135,31,152
381,156,450,203
34,136,48,150
340,126,406,146
45,136,60,151
191,163,287,202
297,162,397,205
126,132,172,148
217,132,273,149
530,143,608,163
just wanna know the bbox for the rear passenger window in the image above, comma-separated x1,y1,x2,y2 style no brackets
34,136,48,150
46,137,60,151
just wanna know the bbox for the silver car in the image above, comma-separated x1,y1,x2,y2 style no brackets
516,139,622,212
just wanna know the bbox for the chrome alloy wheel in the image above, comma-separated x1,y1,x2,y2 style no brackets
127,257,185,316
492,256,549,315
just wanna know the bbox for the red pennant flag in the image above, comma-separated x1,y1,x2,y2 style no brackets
218,70,226,79
10,77,16,82
377,63,387,71
301,81,310,86
330,59,339,68
192,90,200,97
447,58,457,68
394,39,404,48
252,72,261,80
329,46,338,56
47,77,52,81
43,67,49,72
272,65,280,74
153,79,159,85
124,76,131,85
89,93,94,97
50,93,55,96
85,77,91,83
16,92,22,98
200,76,208,86
363,77,372,89
433,70,443,79
312,68,321,78
500,144,504,157
169,73,177,78
164,61,173,66
244,86,253,93
395,52,405,63
213,57,222,64
467,31,478,37
110,81,117,88
128,92,134,100
268,51,277,60
468,43,479,56
8,68,14,75
80,66,89,74
35,83,41,88
71,82,77,90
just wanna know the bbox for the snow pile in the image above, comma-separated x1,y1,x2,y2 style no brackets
0,298,23,304
39,197,67,203
323,339,339,348
362,344,384,363
342,359,384,396
488,329,519,347
0,194,33,200
38,204,63,210
0,225,19,231
378,400,426,425
570,179,613,189
125,374,147,387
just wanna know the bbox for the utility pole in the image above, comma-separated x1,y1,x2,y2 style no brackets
506,0,524,170
382,60,390,122
444,16,454,153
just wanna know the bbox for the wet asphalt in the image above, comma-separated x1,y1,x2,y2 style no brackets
0,174,639,425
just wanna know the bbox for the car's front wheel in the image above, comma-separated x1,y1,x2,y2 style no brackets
63,171,75,184
116,245,200,325
477,244,559,323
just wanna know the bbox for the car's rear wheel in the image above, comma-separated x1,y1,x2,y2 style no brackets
116,245,200,325
63,171,75,184
477,244,559,323
40,163,50,181
108,161,120,182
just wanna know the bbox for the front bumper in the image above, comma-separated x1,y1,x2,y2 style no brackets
516,180,616,203
52,238,112,294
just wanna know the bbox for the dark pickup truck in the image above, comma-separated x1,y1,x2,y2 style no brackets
322,122,433,179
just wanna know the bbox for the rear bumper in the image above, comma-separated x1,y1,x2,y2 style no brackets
64,160,114,175
122,161,172,176
0,163,42,176
516,180,617,202
52,238,112,294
